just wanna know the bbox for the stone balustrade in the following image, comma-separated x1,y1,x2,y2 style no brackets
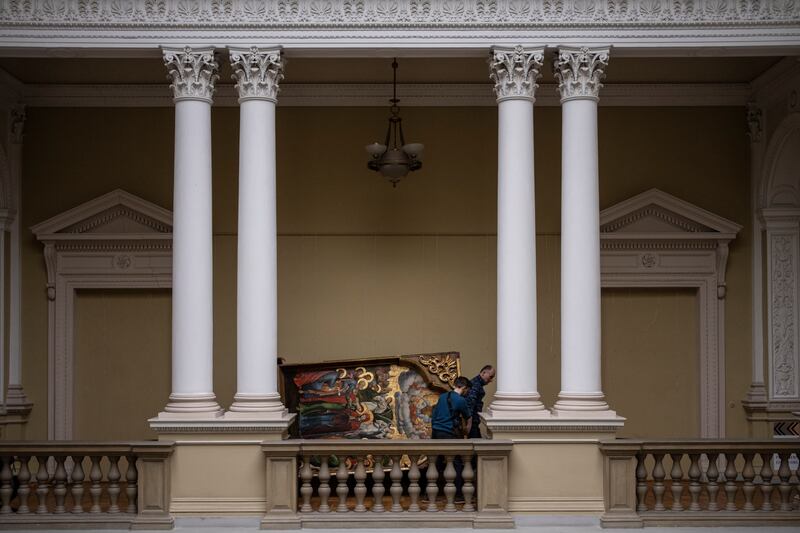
600,439,800,528
262,439,513,529
0,441,173,529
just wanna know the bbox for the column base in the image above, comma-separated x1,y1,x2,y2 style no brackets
154,392,224,419
225,392,290,420
5,385,32,416
486,392,551,420
552,391,620,419
743,383,768,404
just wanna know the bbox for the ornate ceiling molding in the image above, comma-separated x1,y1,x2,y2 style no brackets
0,0,798,50
1,0,797,26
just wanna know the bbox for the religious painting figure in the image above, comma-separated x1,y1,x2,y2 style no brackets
287,358,449,439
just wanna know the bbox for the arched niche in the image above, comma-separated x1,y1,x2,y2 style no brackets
32,190,172,439
600,189,741,438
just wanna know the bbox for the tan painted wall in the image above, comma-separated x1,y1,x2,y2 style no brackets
602,288,699,438
73,289,171,440
18,106,751,440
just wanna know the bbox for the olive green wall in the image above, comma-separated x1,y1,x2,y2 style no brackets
19,105,751,440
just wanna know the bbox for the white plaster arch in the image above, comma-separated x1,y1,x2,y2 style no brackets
760,112,800,209
32,190,172,440
599,189,741,438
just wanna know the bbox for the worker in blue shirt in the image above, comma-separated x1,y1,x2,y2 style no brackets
431,376,472,439
465,364,495,438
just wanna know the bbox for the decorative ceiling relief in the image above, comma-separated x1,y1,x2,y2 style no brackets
0,0,796,27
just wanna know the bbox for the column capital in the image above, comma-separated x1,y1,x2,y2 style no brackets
489,45,545,103
553,46,610,103
10,104,25,144
163,46,219,103
747,101,763,143
229,47,284,103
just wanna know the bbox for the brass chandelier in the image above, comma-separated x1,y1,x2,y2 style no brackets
365,59,424,187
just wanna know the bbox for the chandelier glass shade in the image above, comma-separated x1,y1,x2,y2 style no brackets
365,59,424,187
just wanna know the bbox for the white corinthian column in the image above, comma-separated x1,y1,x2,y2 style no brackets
552,46,617,418
155,47,223,419
226,47,289,419
486,46,550,419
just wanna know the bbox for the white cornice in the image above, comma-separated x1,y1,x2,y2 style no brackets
21,82,752,107
0,0,798,52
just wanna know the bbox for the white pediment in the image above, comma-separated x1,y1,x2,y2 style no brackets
31,189,172,239
600,188,741,238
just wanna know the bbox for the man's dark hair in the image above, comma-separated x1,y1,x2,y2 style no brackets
480,364,494,373
454,376,471,389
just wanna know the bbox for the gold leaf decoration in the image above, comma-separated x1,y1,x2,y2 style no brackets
417,353,459,386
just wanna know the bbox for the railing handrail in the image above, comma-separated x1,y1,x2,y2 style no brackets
600,438,800,453
0,441,175,456
262,438,513,456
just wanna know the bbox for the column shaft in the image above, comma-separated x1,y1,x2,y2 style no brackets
170,100,216,400
158,47,222,417
559,99,602,395
496,99,538,400
486,46,548,418
6,106,29,412
553,46,616,417
745,103,767,404
235,99,278,399
227,46,288,418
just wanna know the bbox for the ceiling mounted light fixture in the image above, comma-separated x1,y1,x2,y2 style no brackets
365,58,424,187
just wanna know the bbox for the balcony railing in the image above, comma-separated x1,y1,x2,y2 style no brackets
600,439,800,528
262,439,513,529
0,441,173,530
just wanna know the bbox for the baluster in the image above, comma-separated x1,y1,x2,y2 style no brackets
108,456,121,513
336,461,349,512
53,456,67,514
760,452,774,511
17,456,31,514
70,456,85,514
426,456,439,512
354,457,367,512
35,456,49,514
371,455,385,512
89,456,102,513
636,453,648,512
742,453,755,511
687,453,701,511
443,455,457,512
724,453,738,511
462,453,475,512
408,455,421,512
318,457,331,513
0,456,13,513
125,455,138,514
706,453,720,511
390,455,403,512
299,456,313,513
669,453,684,511
652,453,666,511
778,453,792,511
